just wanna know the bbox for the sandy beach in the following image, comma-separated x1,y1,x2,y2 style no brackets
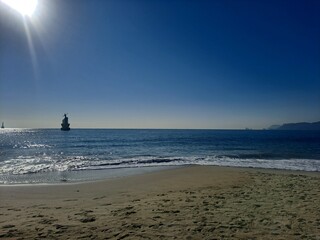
0,166,320,239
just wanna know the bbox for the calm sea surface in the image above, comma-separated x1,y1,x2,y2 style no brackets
0,129,319,184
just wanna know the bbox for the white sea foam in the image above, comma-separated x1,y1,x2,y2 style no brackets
196,156,320,172
0,155,319,184
0,155,314,174
2,155,318,176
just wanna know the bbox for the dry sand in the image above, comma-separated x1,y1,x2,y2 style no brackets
0,166,320,239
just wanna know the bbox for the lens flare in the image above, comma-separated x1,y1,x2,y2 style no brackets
1,0,38,16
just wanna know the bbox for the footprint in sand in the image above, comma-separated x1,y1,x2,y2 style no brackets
2,224,15,229
63,199,78,202
93,196,106,200
79,216,96,223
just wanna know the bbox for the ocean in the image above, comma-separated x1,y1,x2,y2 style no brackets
0,129,319,184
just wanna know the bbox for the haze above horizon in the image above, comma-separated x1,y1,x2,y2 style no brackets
0,0,319,129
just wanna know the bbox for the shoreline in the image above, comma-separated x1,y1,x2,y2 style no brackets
1,165,319,239
0,164,319,186
0,166,178,186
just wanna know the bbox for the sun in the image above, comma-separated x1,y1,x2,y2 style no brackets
1,0,38,16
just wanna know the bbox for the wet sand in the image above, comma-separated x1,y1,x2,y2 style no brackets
0,166,320,239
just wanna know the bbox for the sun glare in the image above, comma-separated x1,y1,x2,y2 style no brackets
2,0,38,16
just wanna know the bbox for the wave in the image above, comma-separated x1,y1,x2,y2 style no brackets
13,143,51,149
1,155,319,175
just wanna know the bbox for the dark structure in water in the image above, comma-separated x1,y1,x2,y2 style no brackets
1,122,4,129
61,114,70,131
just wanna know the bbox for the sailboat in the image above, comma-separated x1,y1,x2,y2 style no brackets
1,122,4,129
61,114,70,131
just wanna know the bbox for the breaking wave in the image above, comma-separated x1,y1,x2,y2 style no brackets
1,155,319,176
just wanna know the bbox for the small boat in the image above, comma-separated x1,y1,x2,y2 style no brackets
1,122,4,129
61,114,70,131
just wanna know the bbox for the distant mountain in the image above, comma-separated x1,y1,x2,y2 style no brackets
269,121,320,130
268,125,281,130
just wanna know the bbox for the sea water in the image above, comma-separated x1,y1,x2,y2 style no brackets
0,129,319,184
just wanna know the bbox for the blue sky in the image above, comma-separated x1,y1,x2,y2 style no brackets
0,0,319,129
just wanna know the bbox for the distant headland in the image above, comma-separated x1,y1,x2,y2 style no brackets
269,121,320,130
